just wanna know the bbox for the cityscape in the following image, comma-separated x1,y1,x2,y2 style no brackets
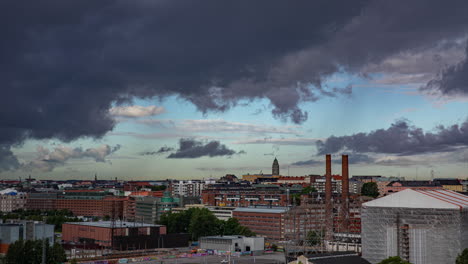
1,1,468,264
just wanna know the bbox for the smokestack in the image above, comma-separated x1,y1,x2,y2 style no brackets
325,154,333,240
342,155,349,231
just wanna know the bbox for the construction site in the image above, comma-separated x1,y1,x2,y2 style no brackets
362,188,468,264
283,154,370,260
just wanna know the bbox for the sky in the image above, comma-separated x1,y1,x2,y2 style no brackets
1,0,468,181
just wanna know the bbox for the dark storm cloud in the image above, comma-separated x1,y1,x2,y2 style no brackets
292,153,374,167
423,44,468,95
167,138,243,159
316,119,468,156
140,146,174,156
0,145,20,172
2,0,468,167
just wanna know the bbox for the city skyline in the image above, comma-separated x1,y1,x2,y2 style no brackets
1,1,468,180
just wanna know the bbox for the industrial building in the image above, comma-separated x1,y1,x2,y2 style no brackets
0,221,54,253
199,235,264,254
233,207,288,241
62,221,189,250
361,189,468,264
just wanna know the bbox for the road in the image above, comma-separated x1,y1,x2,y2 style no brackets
137,253,286,264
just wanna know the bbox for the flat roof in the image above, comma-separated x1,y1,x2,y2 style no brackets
234,207,289,213
64,221,162,228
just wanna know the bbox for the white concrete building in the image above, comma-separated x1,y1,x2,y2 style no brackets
170,180,207,197
0,189,27,212
199,235,264,253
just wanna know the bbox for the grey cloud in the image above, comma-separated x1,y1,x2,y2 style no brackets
316,119,468,156
0,145,20,172
292,153,374,167
140,146,174,156
167,138,244,159
23,144,121,172
423,43,468,95
3,0,468,167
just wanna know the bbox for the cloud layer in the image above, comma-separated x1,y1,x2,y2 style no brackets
23,144,121,172
316,119,468,156
167,139,244,159
2,1,468,169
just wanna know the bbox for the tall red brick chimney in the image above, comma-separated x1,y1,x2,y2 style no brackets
325,154,333,240
342,155,349,231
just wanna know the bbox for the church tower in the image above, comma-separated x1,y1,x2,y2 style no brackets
272,158,280,175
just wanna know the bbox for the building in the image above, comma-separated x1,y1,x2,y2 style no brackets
62,221,189,250
310,175,342,193
432,178,463,192
134,191,180,224
199,236,264,254
351,176,382,183
0,221,54,253
233,207,288,241
172,204,236,221
170,180,206,197
26,192,58,211
272,158,280,175
383,180,442,195
462,180,468,192
202,183,290,207
361,189,468,264
375,177,405,197
0,189,27,212
56,191,126,218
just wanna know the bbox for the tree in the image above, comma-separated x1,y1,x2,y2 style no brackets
306,230,321,246
361,182,379,198
456,248,468,264
5,239,66,264
377,256,412,264
159,208,255,240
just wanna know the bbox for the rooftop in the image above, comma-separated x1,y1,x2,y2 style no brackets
233,207,289,213
363,189,468,210
64,221,163,228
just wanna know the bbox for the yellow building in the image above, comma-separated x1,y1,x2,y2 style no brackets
434,179,463,192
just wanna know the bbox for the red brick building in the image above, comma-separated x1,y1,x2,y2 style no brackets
62,221,167,249
233,207,288,241
202,183,290,207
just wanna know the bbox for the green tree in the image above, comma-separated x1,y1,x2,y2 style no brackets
5,239,66,264
189,208,219,240
456,248,468,264
300,186,317,195
361,182,380,198
306,230,321,246
377,256,412,264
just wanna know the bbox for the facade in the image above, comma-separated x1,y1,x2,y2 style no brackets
170,180,206,197
375,177,405,197
26,192,58,211
0,189,27,212
383,181,442,195
310,175,342,193
233,207,288,241
172,204,236,221
361,189,468,264
202,183,290,207
134,191,180,224
433,178,463,192
62,221,174,249
0,221,54,253
199,236,264,253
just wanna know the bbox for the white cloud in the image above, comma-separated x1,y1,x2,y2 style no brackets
234,137,321,145
23,144,121,172
109,105,165,118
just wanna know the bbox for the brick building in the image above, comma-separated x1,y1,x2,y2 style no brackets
26,192,58,210
233,207,288,241
202,183,291,207
62,221,168,249
384,180,442,195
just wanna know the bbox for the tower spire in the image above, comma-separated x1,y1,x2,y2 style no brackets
272,157,280,175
